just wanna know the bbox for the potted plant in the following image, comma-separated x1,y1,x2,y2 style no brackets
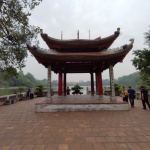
71,84,83,95
34,84,46,97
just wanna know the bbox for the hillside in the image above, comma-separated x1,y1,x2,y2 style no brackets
115,72,140,90
0,71,140,91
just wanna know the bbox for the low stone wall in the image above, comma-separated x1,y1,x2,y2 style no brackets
35,102,130,112
0,97,7,105
0,93,26,105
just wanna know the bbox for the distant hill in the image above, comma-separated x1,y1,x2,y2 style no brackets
115,72,140,90
0,71,140,91
62,72,140,91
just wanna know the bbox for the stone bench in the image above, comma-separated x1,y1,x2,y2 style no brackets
17,94,27,101
0,97,7,106
5,95,17,104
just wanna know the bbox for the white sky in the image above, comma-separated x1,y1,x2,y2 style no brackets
23,0,150,82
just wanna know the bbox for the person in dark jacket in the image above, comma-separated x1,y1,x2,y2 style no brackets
66,87,71,95
128,86,135,107
141,86,150,110
26,89,30,100
30,89,34,99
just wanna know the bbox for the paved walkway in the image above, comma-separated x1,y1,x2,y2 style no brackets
0,96,150,150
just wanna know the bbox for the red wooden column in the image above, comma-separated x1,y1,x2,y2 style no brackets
90,72,94,96
64,72,66,96
58,71,63,96
97,71,103,99
95,72,98,95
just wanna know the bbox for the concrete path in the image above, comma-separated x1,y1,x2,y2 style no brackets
0,97,150,150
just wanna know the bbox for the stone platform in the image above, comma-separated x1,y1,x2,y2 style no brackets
35,95,130,112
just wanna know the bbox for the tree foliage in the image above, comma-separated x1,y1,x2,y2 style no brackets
34,84,46,97
144,26,150,48
8,71,36,88
132,27,150,89
71,84,83,91
0,70,46,88
132,49,150,75
71,84,83,94
114,83,122,92
0,0,42,77
139,73,150,90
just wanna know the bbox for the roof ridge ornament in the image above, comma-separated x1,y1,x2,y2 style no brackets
77,30,79,39
40,29,43,34
117,28,120,32
129,38,134,44
26,40,31,45
114,28,120,34
61,31,63,40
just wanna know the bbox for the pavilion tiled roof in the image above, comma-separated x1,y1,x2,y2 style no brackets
40,28,120,52
27,38,134,73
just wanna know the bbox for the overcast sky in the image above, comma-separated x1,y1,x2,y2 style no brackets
23,0,150,82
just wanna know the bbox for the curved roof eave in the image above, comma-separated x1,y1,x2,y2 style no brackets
26,39,134,68
40,28,120,51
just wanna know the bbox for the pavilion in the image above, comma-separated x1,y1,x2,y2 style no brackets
27,28,134,103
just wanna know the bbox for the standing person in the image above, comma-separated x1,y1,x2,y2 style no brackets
141,86,150,110
66,87,71,95
128,86,135,107
26,89,30,100
30,89,34,99
121,87,128,102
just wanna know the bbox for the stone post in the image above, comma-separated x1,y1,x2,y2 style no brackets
46,65,52,101
109,65,117,101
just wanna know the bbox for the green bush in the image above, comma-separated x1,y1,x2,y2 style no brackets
34,84,46,97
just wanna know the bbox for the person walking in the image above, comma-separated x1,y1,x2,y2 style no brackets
141,86,150,110
128,86,135,107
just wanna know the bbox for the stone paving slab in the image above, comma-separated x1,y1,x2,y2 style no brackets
0,96,150,150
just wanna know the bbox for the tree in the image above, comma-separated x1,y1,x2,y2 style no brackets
132,49,150,75
8,71,35,88
34,84,46,97
25,72,37,85
144,27,150,48
112,83,122,96
71,84,83,95
114,83,122,93
0,0,42,78
139,73,150,90
17,86,26,94
132,27,150,89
